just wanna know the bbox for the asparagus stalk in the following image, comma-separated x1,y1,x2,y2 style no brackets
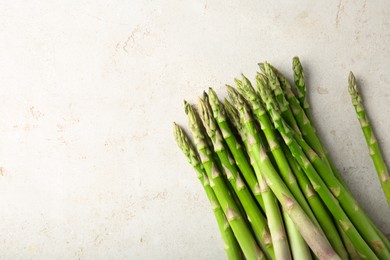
184,101,265,260
197,97,271,258
282,144,348,260
348,72,390,206
174,123,243,259
229,87,339,260
292,57,312,122
263,96,379,259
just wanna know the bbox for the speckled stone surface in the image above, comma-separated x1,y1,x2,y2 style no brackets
0,0,389,259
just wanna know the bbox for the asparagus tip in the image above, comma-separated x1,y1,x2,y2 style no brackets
208,87,217,101
292,56,303,74
234,78,242,88
183,100,190,113
241,73,250,85
258,62,265,73
348,71,358,96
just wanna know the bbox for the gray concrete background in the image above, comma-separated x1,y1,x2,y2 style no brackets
0,0,389,259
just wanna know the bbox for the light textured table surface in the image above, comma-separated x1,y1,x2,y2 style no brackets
0,0,389,259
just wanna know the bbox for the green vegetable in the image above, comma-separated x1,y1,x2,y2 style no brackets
174,123,243,259
185,102,265,260
348,72,390,206
230,88,338,260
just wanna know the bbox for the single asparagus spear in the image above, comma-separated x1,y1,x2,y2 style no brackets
230,88,339,260
292,57,312,122
290,59,349,188
263,96,379,259
174,123,243,259
197,97,271,259
281,144,348,260
348,72,390,206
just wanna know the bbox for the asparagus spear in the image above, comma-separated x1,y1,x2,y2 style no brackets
290,59,349,188
174,123,243,259
292,57,312,122
184,101,265,260
348,72,390,206
229,87,339,260
197,97,271,258
263,94,379,259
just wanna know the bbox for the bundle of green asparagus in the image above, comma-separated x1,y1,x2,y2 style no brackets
173,57,390,260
